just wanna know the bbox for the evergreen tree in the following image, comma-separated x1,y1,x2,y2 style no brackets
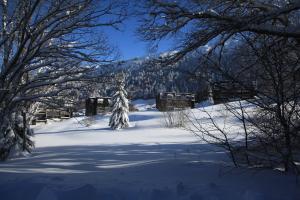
109,79,130,130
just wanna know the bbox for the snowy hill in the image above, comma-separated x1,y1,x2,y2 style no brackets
92,51,206,100
0,101,299,200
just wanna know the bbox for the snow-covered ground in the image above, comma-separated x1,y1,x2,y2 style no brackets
0,100,299,200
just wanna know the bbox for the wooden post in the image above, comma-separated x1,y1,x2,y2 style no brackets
85,98,90,116
156,93,161,111
93,98,97,115
69,108,73,118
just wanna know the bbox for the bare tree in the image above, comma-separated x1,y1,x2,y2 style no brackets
138,0,300,61
138,1,300,172
0,0,128,159
185,37,300,172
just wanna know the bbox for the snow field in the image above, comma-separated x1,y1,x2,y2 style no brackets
0,100,299,200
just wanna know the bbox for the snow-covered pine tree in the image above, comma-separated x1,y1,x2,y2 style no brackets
109,78,130,130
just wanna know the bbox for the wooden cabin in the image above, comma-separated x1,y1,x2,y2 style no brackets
85,97,111,116
156,92,195,111
33,110,47,124
32,108,73,124
212,81,256,104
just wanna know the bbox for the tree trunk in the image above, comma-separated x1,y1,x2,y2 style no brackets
22,112,27,151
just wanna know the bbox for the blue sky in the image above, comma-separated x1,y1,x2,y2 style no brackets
104,18,174,60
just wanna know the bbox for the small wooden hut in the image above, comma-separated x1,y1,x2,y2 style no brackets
32,107,73,124
212,81,256,104
33,110,47,124
85,97,111,116
156,92,195,111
